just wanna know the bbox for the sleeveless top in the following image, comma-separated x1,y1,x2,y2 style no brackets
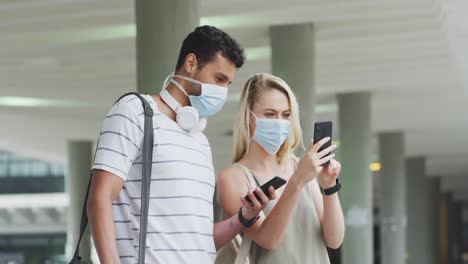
235,162,330,264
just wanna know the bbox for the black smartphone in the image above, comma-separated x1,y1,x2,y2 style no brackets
245,176,287,205
313,121,333,166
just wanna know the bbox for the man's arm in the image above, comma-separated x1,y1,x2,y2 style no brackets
87,169,125,263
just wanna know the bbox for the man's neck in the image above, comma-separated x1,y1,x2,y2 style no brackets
165,81,190,107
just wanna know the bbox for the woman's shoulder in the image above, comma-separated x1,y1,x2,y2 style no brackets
218,163,244,180
217,163,249,189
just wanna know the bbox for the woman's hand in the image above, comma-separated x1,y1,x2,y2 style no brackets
239,186,276,220
293,137,337,187
317,159,342,189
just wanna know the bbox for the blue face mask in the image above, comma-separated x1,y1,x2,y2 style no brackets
251,112,291,155
171,74,228,117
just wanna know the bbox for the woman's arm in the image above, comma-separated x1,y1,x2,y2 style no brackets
311,159,345,249
218,138,336,250
213,186,274,250
218,165,303,250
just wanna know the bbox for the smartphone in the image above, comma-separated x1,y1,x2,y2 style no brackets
245,176,287,205
313,121,333,166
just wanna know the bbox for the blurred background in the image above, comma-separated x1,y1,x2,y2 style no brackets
0,0,467,263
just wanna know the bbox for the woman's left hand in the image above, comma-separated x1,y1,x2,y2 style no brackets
317,159,341,189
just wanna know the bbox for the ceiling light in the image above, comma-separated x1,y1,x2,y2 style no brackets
370,162,382,172
0,96,93,108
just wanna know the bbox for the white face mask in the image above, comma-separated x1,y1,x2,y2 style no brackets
170,74,228,117
251,112,291,155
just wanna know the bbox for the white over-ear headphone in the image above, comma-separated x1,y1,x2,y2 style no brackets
160,76,207,133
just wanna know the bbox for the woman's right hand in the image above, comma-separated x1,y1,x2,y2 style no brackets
239,186,276,220
293,137,336,187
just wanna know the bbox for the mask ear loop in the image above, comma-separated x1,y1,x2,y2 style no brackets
173,74,205,99
249,111,258,119
248,111,258,144
170,79,190,97
163,73,174,88
173,74,202,85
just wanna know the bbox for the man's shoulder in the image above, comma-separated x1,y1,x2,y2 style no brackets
105,94,155,122
113,94,146,112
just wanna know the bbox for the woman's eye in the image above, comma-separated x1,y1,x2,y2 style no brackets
265,113,274,117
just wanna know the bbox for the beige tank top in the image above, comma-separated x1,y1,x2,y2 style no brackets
235,162,330,264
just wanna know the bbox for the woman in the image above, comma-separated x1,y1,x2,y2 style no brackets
218,73,345,263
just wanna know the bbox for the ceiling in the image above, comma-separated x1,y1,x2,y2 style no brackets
0,0,467,195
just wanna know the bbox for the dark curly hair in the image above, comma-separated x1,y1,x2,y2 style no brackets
175,25,246,71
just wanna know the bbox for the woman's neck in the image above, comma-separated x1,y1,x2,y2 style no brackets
242,141,283,170
241,141,294,184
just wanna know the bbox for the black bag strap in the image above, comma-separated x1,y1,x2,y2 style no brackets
69,92,154,264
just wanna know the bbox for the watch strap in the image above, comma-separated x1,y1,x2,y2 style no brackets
320,178,342,195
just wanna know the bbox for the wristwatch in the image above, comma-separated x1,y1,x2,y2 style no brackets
238,207,260,228
320,178,342,195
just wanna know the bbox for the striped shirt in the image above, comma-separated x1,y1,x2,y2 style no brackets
92,94,216,263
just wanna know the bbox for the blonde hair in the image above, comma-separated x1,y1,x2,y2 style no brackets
232,73,303,163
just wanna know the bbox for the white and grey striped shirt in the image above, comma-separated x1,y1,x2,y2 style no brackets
92,94,216,263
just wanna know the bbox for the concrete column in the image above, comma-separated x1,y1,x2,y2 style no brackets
429,177,441,263
448,198,463,264
66,140,92,261
406,157,440,264
135,0,200,94
270,23,315,142
378,132,406,264
337,92,373,264
440,193,450,264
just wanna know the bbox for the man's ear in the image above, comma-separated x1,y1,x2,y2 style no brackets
184,53,198,75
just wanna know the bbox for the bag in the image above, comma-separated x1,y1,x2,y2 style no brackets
215,163,265,264
68,92,154,264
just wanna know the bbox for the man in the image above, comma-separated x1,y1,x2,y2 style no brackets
87,25,274,263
